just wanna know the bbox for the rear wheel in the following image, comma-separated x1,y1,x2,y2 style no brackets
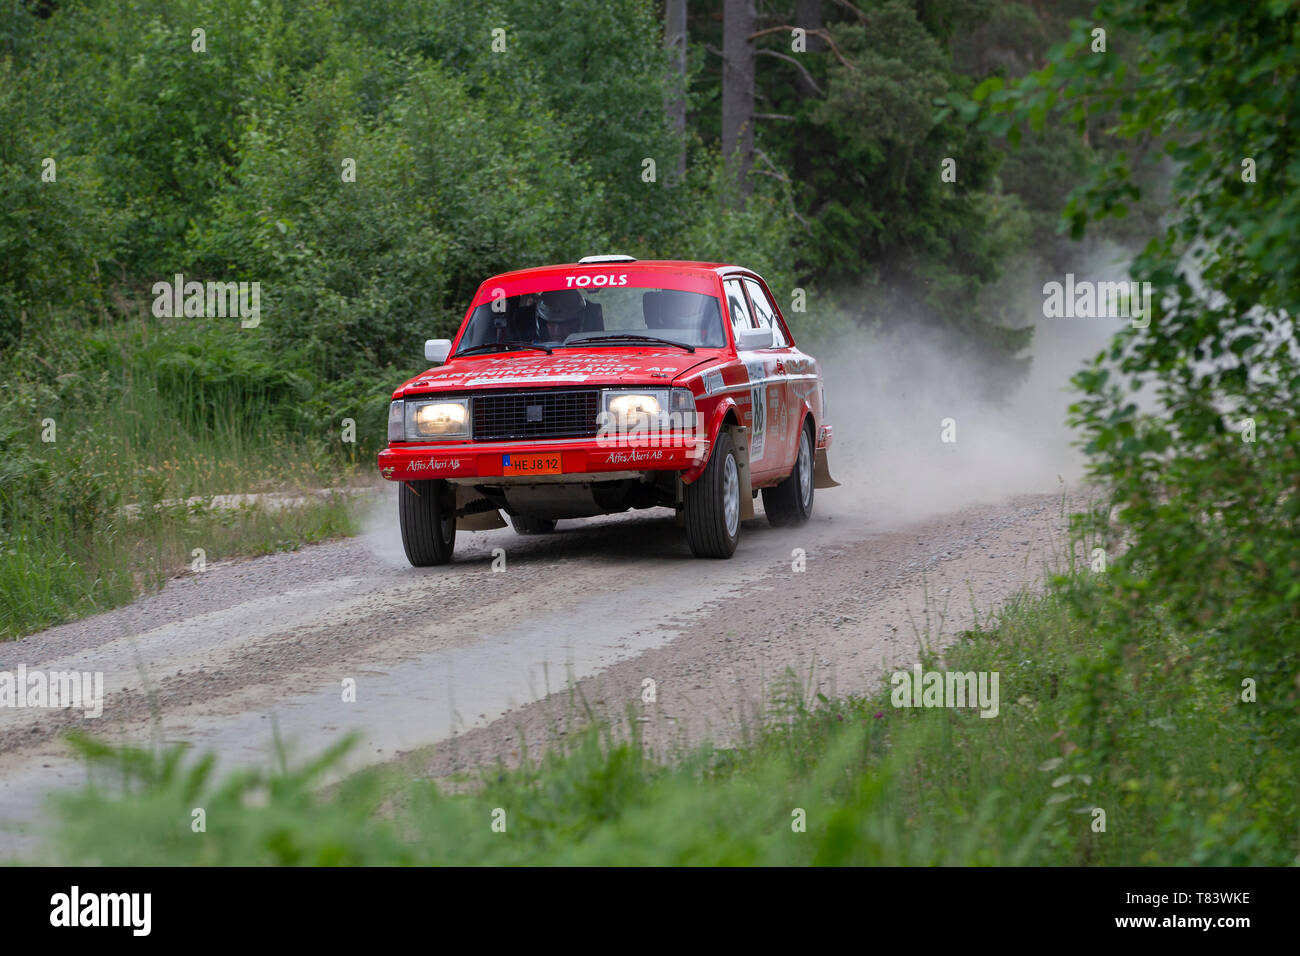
398,479,456,566
683,429,742,558
509,514,557,535
762,420,815,527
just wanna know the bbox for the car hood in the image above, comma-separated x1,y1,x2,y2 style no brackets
397,348,716,396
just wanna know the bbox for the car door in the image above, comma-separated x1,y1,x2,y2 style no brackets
741,277,798,474
723,278,772,475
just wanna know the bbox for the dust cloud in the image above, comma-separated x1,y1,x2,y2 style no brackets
813,251,1134,525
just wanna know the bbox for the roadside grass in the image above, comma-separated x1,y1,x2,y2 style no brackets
40,579,1298,866
0,316,375,639
0,495,360,640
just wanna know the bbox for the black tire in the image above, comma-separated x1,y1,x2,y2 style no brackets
762,420,815,527
398,479,456,566
683,428,742,558
509,514,557,535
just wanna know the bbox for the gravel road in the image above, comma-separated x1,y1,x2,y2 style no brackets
0,478,1078,860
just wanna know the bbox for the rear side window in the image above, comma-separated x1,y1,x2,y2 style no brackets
743,278,788,348
724,279,753,344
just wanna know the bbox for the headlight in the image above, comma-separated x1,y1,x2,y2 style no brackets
388,400,405,441
404,399,470,439
600,388,697,431
609,393,661,419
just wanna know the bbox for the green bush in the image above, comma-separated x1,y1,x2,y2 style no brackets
972,0,1300,751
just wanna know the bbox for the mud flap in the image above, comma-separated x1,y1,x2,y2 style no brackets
455,485,506,531
813,448,841,489
731,425,755,521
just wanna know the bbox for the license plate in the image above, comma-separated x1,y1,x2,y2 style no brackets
502,453,561,476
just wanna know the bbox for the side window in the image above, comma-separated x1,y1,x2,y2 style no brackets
724,279,753,343
743,278,788,347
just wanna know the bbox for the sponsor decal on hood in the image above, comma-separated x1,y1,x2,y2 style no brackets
402,352,709,394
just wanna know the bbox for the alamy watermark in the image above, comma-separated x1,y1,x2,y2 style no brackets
0,665,103,717
1042,274,1152,329
50,886,150,936
152,273,260,328
890,664,999,718
595,407,707,461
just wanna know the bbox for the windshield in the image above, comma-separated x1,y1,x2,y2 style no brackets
454,286,727,354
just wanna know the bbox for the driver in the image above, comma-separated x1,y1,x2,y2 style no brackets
535,289,586,342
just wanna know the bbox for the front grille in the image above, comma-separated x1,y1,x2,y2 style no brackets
472,389,600,441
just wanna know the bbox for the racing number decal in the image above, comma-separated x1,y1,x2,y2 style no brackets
745,360,767,462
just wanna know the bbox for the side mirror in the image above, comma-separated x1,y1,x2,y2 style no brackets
737,326,774,351
424,339,452,364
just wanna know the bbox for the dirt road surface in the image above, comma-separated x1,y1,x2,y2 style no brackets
0,479,1077,861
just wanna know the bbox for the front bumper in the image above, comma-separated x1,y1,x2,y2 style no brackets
378,436,710,483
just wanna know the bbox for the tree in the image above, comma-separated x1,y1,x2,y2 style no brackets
796,0,823,51
721,0,756,194
732,0,1032,378
977,0,1300,745
665,0,688,180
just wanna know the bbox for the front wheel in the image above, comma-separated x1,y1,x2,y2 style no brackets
398,479,456,566
762,420,815,527
683,429,742,558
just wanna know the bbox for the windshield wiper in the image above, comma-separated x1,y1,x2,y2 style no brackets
559,334,695,353
455,341,553,357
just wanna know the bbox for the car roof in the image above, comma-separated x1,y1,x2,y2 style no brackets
483,260,757,282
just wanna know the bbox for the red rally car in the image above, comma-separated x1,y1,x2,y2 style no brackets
377,256,837,564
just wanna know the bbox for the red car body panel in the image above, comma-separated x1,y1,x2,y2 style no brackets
377,260,832,495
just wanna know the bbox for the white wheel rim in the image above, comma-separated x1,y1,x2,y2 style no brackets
723,454,740,538
798,431,812,507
